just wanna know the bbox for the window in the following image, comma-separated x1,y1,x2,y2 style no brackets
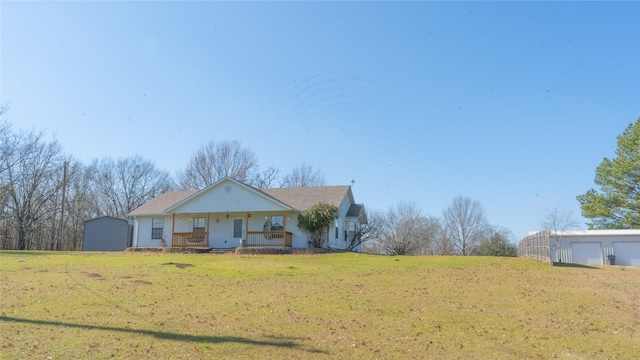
151,218,164,239
271,215,284,231
335,219,339,239
347,221,356,242
193,217,205,232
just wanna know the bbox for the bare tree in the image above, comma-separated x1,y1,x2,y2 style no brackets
1,119,41,216
0,115,153,250
177,140,258,190
0,117,93,250
430,226,456,255
281,162,327,188
371,202,439,255
252,166,281,188
345,215,376,252
414,219,457,256
2,130,64,250
91,156,174,218
442,196,489,256
0,120,13,214
540,207,580,262
58,161,97,250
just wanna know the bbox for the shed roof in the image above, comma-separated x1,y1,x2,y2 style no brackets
85,216,134,225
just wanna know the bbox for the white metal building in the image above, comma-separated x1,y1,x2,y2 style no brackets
550,230,640,266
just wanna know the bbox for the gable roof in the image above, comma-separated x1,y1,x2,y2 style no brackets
128,178,355,216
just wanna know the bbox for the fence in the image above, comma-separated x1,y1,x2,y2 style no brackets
517,230,551,263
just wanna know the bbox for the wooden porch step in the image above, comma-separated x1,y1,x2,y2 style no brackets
210,248,236,254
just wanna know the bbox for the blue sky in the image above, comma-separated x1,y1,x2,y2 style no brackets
2,1,639,240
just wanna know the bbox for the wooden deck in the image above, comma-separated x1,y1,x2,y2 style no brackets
172,232,209,248
245,231,293,247
171,231,292,248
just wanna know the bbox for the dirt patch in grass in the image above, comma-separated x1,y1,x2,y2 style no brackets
133,280,152,285
162,262,194,269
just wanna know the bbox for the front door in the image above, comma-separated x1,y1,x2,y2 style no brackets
233,218,244,246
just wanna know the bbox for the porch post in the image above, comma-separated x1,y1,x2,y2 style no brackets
171,213,176,246
207,213,211,247
283,213,288,247
283,213,287,232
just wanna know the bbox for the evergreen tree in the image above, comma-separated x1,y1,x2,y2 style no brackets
577,119,640,229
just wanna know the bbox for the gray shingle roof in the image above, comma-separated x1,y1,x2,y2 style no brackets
128,186,352,216
128,191,196,216
259,186,351,211
345,204,363,217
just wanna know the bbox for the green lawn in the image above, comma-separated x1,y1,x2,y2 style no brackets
1,251,638,359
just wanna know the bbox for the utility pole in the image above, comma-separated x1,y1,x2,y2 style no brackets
58,161,67,251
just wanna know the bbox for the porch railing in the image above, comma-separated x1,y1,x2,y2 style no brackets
246,231,293,247
172,232,209,247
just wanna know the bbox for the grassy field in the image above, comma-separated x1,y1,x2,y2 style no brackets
1,251,638,359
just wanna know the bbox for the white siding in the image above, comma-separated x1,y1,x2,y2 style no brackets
171,180,289,213
134,216,173,247
137,211,307,249
287,216,308,249
327,195,354,250
173,213,209,233
208,215,243,248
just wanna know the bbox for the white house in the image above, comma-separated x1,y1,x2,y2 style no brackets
128,177,367,251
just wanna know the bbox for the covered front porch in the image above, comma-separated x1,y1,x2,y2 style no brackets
169,212,295,248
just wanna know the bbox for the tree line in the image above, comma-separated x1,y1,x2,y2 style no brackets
0,108,517,255
0,110,327,250
305,118,640,256
359,197,517,256
2,106,637,252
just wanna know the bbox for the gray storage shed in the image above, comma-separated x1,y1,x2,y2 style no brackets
83,216,134,251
